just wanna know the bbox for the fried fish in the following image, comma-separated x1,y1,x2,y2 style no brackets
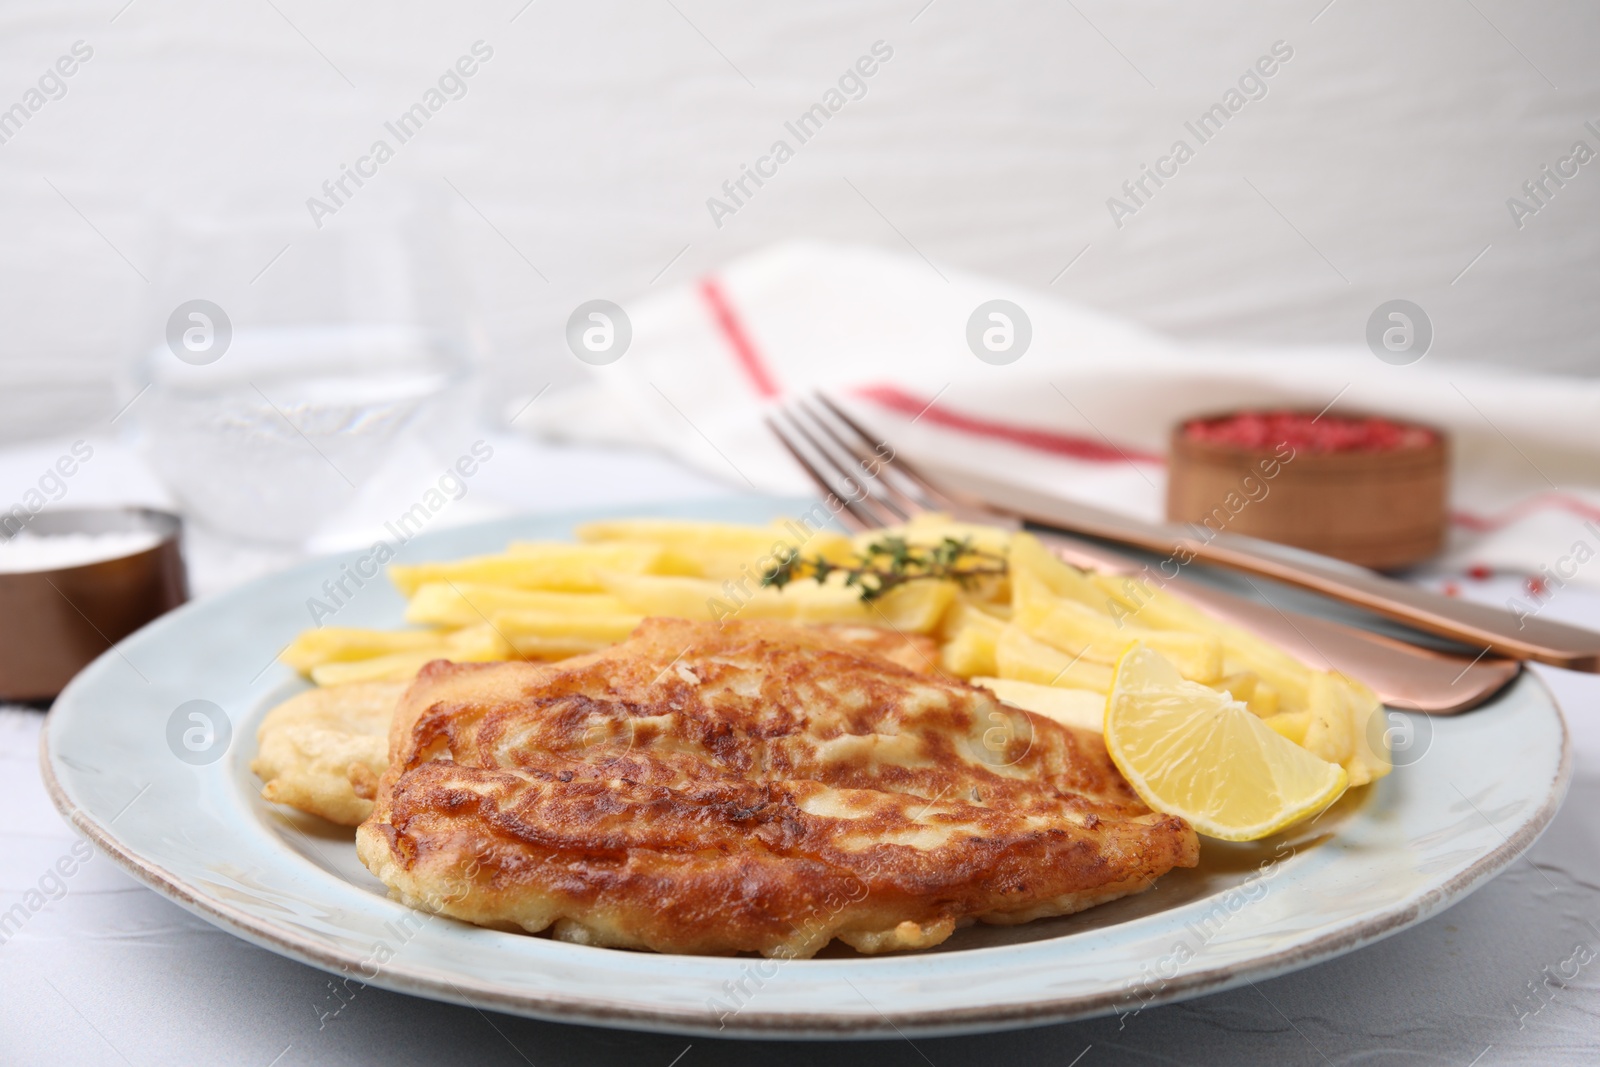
253,628,937,826
252,681,407,826
356,618,1197,957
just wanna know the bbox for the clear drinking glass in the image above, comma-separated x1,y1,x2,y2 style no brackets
125,186,475,548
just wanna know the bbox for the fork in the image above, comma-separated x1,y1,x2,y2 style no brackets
766,394,1522,714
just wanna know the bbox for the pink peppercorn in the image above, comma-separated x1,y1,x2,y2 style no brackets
1182,410,1436,453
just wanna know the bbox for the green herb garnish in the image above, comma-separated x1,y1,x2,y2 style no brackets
762,536,1007,602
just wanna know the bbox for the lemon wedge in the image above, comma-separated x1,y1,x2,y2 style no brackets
1105,645,1348,841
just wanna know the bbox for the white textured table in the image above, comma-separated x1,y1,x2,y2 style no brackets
3,439,1598,1066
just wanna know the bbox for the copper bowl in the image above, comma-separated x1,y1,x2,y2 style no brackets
0,508,188,702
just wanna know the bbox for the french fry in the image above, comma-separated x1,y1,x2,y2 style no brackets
1315,672,1391,787
1263,710,1311,745
934,601,1011,675
405,582,629,628
389,543,664,597
599,572,796,622
1091,571,1214,630
1015,591,1223,684
1220,671,1257,706
586,542,705,576
599,571,956,633
842,581,955,634
1091,572,1313,710
491,609,645,659
1219,671,1279,717
1219,645,1312,714
941,624,1000,678
970,598,1012,620
939,598,991,640
1304,671,1356,771
856,513,1015,557
280,627,447,675
309,624,511,686
1009,533,1104,607
1009,568,1058,615
995,625,1114,692
1011,552,1225,681
1350,736,1391,787
773,581,876,624
573,519,852,580
310,651,447,687
972,676,1105,733
1267,675,1382,783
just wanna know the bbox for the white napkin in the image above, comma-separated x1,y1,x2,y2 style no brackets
523,242,1600,590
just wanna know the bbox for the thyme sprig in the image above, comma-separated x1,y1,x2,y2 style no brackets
762,535,1008,602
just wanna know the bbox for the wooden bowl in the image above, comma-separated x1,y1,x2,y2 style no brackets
1166,410,1448,571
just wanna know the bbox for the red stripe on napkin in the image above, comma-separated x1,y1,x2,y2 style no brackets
853,384,1165,464
699,278,782,399
1452,491,1600,532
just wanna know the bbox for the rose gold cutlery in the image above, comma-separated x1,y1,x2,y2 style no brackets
767,394,1536,714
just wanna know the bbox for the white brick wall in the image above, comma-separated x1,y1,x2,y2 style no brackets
0,0,1596,441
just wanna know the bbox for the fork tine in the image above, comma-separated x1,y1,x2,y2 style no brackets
811,393,962,511
793,396,932,519
777,408,910,525
789,399,924,523
764,413,888,531
764,413,861,528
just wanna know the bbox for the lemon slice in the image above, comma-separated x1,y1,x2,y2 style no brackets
1105,645,1348,841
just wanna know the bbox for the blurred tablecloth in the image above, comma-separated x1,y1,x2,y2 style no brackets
3,435,1599,1066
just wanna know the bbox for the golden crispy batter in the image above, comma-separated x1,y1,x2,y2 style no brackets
356,618,1197,957
252,681,407,826
251,627,936,826
811,623,942,675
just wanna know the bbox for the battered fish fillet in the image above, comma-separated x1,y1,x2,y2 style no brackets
252,681,407,826
356,618,1197,957
253,629,936,827
810,624,941,675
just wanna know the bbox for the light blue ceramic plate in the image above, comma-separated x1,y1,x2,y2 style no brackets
42,498,1570,1039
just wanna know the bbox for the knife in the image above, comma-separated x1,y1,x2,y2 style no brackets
931,465,1600,672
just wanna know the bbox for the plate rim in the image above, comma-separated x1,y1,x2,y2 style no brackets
39,504,1575,1040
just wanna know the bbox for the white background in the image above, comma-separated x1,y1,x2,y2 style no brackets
1,0,1597,443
